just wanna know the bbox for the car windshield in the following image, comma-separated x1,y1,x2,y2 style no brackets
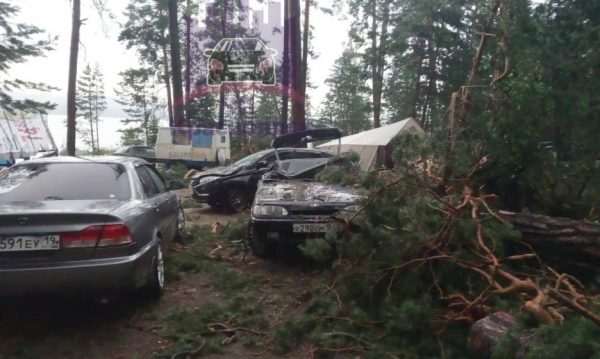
275,158,329,177
233,149,271,167
230,39,262,51
0,163,131,201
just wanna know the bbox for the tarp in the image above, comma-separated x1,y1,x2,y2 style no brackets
317,118,424,171
0,112,56,160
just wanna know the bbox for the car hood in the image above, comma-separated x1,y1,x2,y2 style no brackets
192,165,242,179
0,199,128,215
255,181,363,204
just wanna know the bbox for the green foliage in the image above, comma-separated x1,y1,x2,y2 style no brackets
76,63,106,153
320,46,372,135
493,315,600,359
114,67,160,147
0,1,57,113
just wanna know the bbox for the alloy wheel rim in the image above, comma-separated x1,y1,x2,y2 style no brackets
177,208,186,234
157,246,165,289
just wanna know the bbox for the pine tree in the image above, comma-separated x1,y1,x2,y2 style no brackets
75,64,96,152
114,68,160,147
92,64,107,149
321,47,371,135
0,1,56,113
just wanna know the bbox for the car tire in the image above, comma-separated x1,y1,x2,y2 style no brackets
141,244,165,299
226,188,248,212
249,226,272,258
176,207,186,239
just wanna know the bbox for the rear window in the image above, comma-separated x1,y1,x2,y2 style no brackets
0,162,131,201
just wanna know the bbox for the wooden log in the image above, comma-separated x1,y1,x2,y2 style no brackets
468,312,517,358
498,211,600,271
468,312,536,359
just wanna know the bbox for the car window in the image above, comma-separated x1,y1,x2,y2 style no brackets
0,163,131,201
231,39,257,51
279,151,325,160
144,166,167,193
135,166,159,197
233,149,272,167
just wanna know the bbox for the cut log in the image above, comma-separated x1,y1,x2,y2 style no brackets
498,211,600,271
468,312,536,359
468,312,516,358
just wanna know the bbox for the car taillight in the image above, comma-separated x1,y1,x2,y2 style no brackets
259,58,273,71
210,59,224,71
62,224,134,248
98,224,134,247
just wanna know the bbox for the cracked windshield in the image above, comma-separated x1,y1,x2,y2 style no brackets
1,0,599,358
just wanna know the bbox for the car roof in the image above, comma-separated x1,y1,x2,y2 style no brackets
19,156,148,166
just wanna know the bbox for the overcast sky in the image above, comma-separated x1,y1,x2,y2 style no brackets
11,0,350,116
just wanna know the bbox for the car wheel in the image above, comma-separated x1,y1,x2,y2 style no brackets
249,226,272,258
176,207,186,239
226,188,248,212
142,244,165,299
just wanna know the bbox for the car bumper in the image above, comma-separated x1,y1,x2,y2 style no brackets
0,241,156,295
251,217,338,244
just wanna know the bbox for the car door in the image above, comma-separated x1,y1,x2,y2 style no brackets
144,165,179,242
135,165,170,241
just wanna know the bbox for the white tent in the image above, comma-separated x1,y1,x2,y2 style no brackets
317,118,424,171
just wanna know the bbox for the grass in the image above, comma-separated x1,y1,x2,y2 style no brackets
160,225,266,356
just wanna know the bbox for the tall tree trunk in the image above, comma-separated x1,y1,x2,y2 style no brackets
162,41,174,127
161,9,174,127
421,29,437,131
95,109,100,150
218,0,228,130
301,0,310,96
280,0,290,134
235,90,245,150
168,0,185,127
184,0,192,123
88,92,94,152
66,0,81,156
289,0,305,133
370,0,389,128
410,38,426,119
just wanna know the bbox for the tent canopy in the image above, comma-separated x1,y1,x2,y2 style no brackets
317,118,424,171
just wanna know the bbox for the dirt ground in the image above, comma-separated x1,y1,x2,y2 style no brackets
0,192,325,359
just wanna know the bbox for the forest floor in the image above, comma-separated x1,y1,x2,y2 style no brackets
0,191,329,359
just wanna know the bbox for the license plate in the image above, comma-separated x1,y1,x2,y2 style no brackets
0,235,60,252
293,223,333,233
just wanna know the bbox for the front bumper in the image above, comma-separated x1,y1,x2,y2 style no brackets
0,241,156,295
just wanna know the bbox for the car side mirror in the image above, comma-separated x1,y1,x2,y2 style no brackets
168,180,186,191
256,160,269,169
266,48,278,56
204,49,213,56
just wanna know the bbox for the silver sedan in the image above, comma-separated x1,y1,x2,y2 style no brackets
0,156,186,297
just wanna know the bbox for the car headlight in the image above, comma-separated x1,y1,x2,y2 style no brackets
335,204,360,221
252,205,289,217
197,176,220,185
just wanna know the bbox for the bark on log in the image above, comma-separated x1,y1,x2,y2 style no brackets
468,312,534,359
498,211,600,270
468,312,516,358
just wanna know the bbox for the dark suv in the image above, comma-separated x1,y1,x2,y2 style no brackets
204,38,277,86
190,148,331,212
